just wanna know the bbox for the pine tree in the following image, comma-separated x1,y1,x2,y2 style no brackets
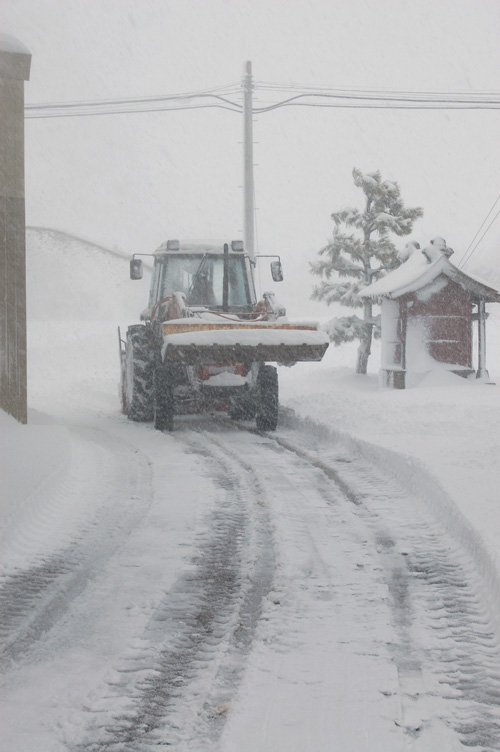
311,168,423,374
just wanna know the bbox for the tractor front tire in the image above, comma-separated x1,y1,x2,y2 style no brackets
124,326,154,422
153,366,175,431
255,365,279,431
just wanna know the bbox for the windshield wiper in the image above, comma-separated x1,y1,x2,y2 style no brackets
188,254,208,295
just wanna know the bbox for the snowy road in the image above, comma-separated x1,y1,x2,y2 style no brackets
2,401,500,751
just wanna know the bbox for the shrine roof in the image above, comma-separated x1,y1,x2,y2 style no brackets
360,240,500,303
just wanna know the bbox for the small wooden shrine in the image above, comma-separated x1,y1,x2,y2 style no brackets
360,237,500,388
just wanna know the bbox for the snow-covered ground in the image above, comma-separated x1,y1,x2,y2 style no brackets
281,339,500,606
1,230,500,751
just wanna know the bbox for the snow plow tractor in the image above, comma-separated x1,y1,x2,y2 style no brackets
118,240,329,431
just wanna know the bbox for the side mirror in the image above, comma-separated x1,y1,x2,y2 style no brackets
270,260,283,282
130,258,143,280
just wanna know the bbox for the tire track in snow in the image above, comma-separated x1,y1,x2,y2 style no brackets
0,425,154,667
74,427,274,751
260,415,500,751
215,422,403,752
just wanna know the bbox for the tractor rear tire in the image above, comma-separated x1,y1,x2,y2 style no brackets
153,366,175,431
124,326,154,422
255,365,279,431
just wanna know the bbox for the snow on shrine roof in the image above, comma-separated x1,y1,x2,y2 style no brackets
360,241,500,303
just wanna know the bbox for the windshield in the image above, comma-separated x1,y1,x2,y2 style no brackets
158,254,252,308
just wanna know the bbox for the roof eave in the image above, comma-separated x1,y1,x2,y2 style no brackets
443,261,500,302
360,256,500,303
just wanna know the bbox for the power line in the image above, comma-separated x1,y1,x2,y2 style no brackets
459,192,500,266
252,90,500,113
254,99,500,113
459,194,500,268
24,81,500,118
255,81,500,107
27,102,243,118
256,80,500,99
26,81,241,108
25,84,243,118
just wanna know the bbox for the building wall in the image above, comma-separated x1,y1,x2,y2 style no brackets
0,38,31,423
0,76,27,423
408,277,472,368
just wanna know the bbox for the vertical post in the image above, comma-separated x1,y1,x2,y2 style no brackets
476,299,489,380
242,60,255,260
0,35,31,424
222,243,229,312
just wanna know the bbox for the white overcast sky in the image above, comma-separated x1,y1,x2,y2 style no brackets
4,0,500,313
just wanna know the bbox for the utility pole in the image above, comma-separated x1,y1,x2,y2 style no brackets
0,34,31,424
242,60,255,260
